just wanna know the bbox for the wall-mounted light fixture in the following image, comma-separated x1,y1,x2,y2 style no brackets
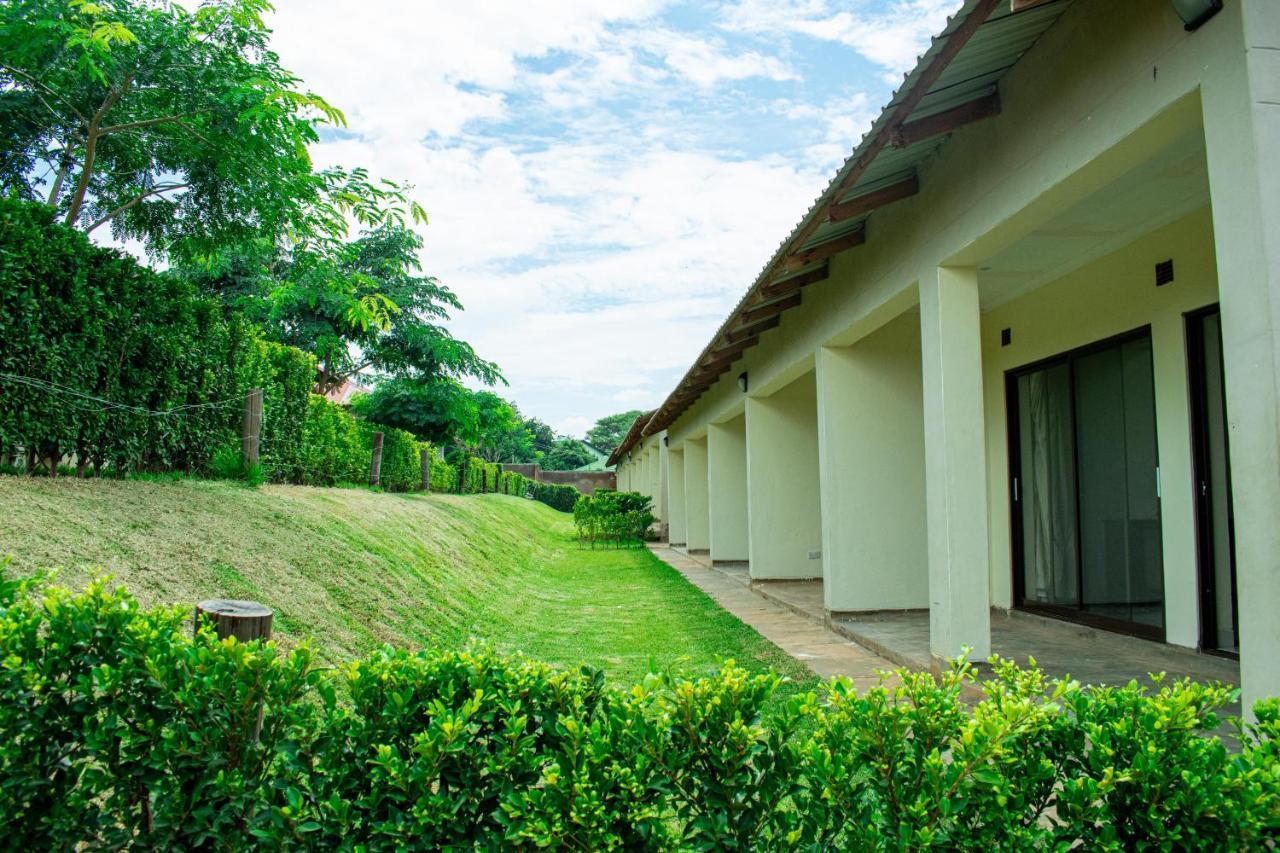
1171,0,1221,31
663,435,669,447
737,372,749,393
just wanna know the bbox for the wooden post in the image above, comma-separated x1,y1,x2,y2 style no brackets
457,458,466,493
420,448,431,492
195,599,274,642
370,431,384,487
242,388,263,470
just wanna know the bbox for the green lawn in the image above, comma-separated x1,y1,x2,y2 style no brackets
0,477,813,690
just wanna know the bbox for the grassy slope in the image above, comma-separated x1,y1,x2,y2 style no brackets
0,477,813,689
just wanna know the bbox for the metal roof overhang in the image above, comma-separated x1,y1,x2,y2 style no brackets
621,0,1074,455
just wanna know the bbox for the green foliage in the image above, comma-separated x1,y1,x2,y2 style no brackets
0,0,347,259
297,396,429,492
543,437,596,471
0,197,298,477
574,490,654,547
3,576,1279,850
530,481,581,512
500,470,530,497
585,410,645,455
191,226,501,395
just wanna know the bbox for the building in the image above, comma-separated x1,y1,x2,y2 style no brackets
610,0,1279,712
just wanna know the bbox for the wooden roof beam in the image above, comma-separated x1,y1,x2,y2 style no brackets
726,314,781,345
781,229,866,272
1011,0,1056,11
739,292,801,326
891,92,1001,149
758,263,829,300
828,174,919,224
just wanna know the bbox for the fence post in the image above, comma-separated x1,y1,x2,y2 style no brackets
457,458,466,494
241,388,262,470
420,448,431,492
194,599,274,642
370,431,384,487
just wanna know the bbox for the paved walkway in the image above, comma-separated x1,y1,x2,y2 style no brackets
648,545,898,690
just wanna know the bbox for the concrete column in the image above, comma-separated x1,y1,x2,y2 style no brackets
656,437,669,527
1202,0,1280,713
684,437,710,552
919,267,991,661
707,415,749,563
746,373,823,579
667,447,687,546
816,313,929,612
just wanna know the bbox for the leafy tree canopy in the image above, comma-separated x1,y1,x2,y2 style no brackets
0,0,409,259
187,222,502,393
585,409,645,454
350,379,535,464
524,418,555,456
542,438,596,472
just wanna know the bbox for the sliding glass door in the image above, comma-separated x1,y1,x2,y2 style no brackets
1008,328,1165,639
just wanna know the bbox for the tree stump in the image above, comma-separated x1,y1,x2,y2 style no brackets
195,599,274,642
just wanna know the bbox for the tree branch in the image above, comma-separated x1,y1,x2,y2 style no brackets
64,75,132,226
0,64,89,125
85,183,190,233
98,110,207,136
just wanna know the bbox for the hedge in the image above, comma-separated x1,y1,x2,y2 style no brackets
574,490,654,546
0,197,285,476
500,470,529,497
0,197,460,494
529,481,580,512
2,575,1278,850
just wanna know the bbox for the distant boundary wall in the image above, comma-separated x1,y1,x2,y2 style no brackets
500,463,615,496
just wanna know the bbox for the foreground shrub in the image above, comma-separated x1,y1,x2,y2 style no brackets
574,490,654,547
2,575,1277,850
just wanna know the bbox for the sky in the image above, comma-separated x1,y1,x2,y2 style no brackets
264,0,962,438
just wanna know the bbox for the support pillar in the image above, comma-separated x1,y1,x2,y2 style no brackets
707,416,749,563
1202,0,1280,714
919,267,991,661
667,447,687,546
684,437,710,552
816,313,929,611
746,374,822,579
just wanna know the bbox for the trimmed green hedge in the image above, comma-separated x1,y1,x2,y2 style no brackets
3,575,1278,849
499,470,530,497
0,197,297,477
530,480,580,512
0,197,463,495
574,490,654,546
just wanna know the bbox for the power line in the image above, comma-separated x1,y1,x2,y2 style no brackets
0,372,246,417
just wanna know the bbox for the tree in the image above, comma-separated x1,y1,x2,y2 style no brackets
524,418,556,457
0,0,365,258
471,392,532,463
585,410,645,455
190,222,502,394
350,377,476,448
542,438,595,471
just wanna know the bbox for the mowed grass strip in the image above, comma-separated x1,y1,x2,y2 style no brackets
0,478,814,690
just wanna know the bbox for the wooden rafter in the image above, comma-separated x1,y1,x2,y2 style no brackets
1011,0,1055,11
781,228,866,272
828,175,919,223
726,315,780,345
758,263,829,300
739,292,801,326
891,92,1001,149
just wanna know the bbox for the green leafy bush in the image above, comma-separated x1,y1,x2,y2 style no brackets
531,481,580,512
500,470,530,497
1,575,1279,849
574,490,654,547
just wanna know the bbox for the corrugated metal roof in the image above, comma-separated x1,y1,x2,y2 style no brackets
625,0,1075,451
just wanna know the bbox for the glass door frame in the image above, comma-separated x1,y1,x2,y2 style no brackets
1185,303,1239,658
1005,324,1167,642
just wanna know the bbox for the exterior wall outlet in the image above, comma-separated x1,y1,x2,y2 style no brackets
807,550,822,560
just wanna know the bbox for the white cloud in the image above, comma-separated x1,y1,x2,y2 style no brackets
256,1,927,430
721,0,962,75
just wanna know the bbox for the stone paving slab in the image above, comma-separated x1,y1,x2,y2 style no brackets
648,546,897,686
